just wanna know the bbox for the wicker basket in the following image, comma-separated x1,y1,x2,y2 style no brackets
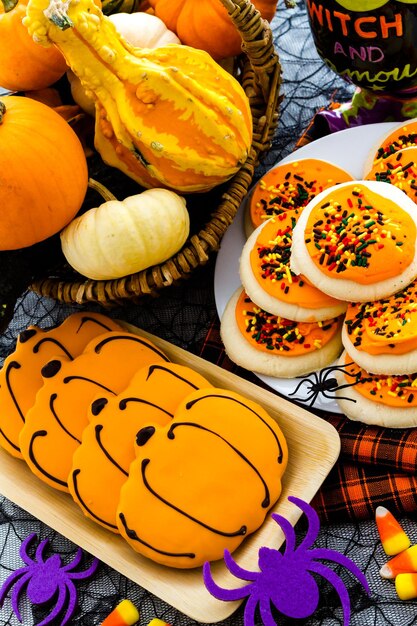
30,0,282,306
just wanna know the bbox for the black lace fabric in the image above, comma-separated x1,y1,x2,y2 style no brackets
1,2,416,625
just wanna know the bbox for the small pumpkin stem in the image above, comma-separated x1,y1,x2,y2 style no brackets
0,0,18,12
88,178,118,202
0,101,6,125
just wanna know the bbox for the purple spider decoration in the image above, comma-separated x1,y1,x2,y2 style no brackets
0,533,99,626
203,496,370,626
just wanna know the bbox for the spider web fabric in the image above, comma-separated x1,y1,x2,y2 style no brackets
1,2,417,626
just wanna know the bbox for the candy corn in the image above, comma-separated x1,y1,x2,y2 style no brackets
395,573,417,600
380,545,417,579
375,506,411,556
101,600,139,626
146,621,172,626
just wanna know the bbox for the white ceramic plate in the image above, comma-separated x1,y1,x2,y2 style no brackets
214,122,399,413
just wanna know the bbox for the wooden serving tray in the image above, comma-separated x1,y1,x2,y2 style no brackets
0,324,341,622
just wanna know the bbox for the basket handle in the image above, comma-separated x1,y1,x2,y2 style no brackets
218,0,282,150
218,0,280,93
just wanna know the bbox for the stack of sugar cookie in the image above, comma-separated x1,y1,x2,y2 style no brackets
0,312,288,569
335,279,417,428
278,147,417,425
222,121,417,426
221,158,355,379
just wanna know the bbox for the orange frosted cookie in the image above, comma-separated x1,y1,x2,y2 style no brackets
245,158,354,236
68,362,212,532
365,120,417,170
117,387,288,568
365,146,417,204
19,330,169,492
291,180,417,302
334,351,417,428
0,312,122,459
240,211,347,322
220,287,343,378
342,279,417,375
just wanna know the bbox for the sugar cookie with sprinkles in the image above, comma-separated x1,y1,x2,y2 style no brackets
220,286,343,378
244,158,354,237
240,211,347,322
364,146,417,204
290,180,417,303
342,279,417,375
334,351,417,428
364,118,417,172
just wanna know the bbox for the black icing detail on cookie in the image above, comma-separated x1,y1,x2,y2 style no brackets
168,421,271,509
71,468,118,530
95,424,128,477
49,393,81,444
93,334,169,362
28,430,68,488
185,392,285,465
78,315,117,333
136,426,156,446
41,360,62,378
118,512,195,559
0,427,21,453
5,361,24,423
91,397,108,416
19,328,37,343
32,338,73,360
140,457,248,534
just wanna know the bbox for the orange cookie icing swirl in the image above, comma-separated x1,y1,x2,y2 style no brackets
341,352,417,408
249,159,354,229
250,213,339,309
304,184,416,284
344,280,417,355
235,291,341,356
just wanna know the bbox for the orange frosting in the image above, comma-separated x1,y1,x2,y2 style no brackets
117,388,288,568
372,121,417,163
68,362,212,532
19,331,169,492
249,212,339,309
341,352,417,408
304,184,416,284
0,312,122,459
365,148,417,204
249,159,354,230
344,280,417,355
235,290,342,356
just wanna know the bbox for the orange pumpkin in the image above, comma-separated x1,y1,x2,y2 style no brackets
147,0,278,60
0,95,88,250
0,2,67,91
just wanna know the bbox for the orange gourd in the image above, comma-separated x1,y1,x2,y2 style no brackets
0,2,67,91
147,0,278,60
0,95,88,250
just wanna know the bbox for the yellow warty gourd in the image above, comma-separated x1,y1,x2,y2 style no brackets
23,0,253,193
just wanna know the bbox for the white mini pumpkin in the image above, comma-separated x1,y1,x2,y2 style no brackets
60,181,190,280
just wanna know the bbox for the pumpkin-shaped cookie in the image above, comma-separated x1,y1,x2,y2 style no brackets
19,331,169,492
69,362,212,532
0,312,122,458
117,388,288,568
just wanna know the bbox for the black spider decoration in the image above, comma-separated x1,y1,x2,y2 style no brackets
289,362,361,407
